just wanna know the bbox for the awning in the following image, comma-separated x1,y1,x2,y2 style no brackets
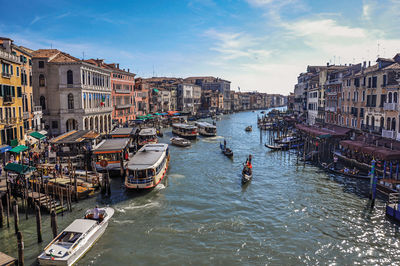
153,88,159,93
29,131,46,140
5,163,36,174
9,145,29,153
374,148,400,161
0,145,12,153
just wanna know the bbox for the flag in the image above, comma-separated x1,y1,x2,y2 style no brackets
100,95,105,106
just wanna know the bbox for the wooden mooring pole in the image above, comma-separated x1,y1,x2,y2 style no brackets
13,201,19,234
35,204,42,243
17,231,24,266
51,211,57,238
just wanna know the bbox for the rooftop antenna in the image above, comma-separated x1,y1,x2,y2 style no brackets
82,51,85,60
333,56,336,65
377,41,380,58
50,43,53,49
152,65,155,77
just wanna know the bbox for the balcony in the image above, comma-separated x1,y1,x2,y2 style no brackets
23,112,30,119
33,106,42,113
382,129,396,139
115,104,131,109
2,72,11,78
0,50,20,64
384,102,398,111
84,106,113,114
115,89,131,94
0,117,18,126
3,95,14,104
325,106,336,112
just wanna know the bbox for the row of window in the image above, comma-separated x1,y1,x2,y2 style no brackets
82,70,109,88
0,84,23,97
0,126,23,146
83,92,111,109
112,73,134,81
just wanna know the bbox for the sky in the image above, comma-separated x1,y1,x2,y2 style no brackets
1,0,400,95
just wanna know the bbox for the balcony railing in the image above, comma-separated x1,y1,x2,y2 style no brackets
115,89,131,94
382,129,397,139
23,112,30,119
115,104,132,109
0,50,20,64
384,102,398,111
33,106,42,112
3,95,14,104
2,72,11,78
325,106,336,112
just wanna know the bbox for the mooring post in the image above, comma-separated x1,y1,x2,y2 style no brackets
6,192,10,228
13,201,19,234
51,211,57,238
35,204,42,243
17,231,24,266
0,199,3,228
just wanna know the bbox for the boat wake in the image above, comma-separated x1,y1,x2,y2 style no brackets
169,173,186,179
202,136,225,143
154,183,166,191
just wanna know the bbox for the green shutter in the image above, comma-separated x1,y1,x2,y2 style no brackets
11,86,15,97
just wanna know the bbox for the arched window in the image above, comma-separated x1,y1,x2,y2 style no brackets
395,92,398,103
380,117,384,129
67,70,73,84
389,92,393,103
387,117,391,130
392,118,396,131
68,93,74,109
39,74,45,87
40,95,46,110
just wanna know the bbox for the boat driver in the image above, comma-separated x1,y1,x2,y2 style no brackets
93,206,100,220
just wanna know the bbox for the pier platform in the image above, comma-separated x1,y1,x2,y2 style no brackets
0,252,16,266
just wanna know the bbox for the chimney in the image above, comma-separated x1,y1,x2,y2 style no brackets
363,61,366,68
128,68,130,73
368,61,371,67
2,38,12,53
327,62,329,66
117,63,120,69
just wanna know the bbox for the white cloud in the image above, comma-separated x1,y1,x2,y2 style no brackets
30,16,44,25
362,3,371,20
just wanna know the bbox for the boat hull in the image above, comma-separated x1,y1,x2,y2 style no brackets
38,208,113,266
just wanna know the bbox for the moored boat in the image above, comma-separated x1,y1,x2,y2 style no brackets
172,123,198,139
92,138,130,173
170,137,191,147
137,128,158,147
320,163,370,179
38,207,114,266
265,143,288,150
125,144,170,189
245,126,252,132
195,121,217,137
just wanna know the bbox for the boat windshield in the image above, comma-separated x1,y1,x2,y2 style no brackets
96,152,121,161
57,231,82,244
205,127,216,133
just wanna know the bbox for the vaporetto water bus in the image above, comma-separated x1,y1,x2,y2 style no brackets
125,143,170,189
38,207,114,266
172,123,198,139
195,121,217,137
137,128,158,147
92,138,130,173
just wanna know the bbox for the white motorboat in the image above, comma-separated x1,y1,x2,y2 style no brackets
195,121,217,137
170,137,191,147
38,207,114,266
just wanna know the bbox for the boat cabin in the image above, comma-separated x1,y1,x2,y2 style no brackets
137,128,158,147
93,138,130,173
195,122,216,136
172,123,198,139
125,143,169,189
109,127,138,152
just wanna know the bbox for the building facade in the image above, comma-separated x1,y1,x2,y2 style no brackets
32,49,113,135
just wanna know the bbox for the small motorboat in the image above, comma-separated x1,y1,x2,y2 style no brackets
170,137,191,147
156,129,164,137
38,207,114,266
245,126,252,132
242,155,253,184
220,142,233,157
265,143,288,150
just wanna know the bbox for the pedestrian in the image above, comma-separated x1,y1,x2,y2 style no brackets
333,155,338,170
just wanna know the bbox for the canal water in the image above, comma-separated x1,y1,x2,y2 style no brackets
2,110,400,265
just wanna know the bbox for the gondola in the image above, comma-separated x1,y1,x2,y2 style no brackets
220,142,233,157
242,155,253,184
265,143,289,150
320,163,370,179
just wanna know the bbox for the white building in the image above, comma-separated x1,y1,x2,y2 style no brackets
32,49,113,136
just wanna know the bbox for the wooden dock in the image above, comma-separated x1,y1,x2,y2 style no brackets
0,252,16,266
28,191,67,214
